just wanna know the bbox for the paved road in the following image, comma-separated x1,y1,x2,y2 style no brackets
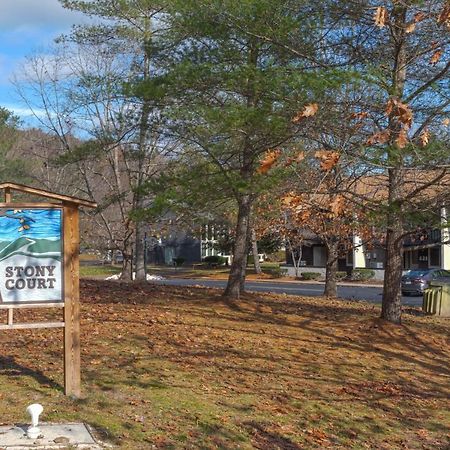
152,278,423,307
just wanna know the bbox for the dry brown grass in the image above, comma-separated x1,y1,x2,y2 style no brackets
1,280,449,449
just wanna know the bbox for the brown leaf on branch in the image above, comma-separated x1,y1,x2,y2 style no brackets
314,150,340,171
366,129,391,145
329,195,345,217
437,4,450,28
430,49,443,65
405,22,416,33
299,209,311,222
419,129,430,147
282,192,302,207
374,6,388,28
257,149,281,174
414,12,426,23
396,129,409,149
295,151,305,163
431,40,440,49
386,98,413,129
302,103,319,117
350,111,369,120
292,103,319,123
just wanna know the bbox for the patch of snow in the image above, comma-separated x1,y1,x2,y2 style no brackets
105,273,164,281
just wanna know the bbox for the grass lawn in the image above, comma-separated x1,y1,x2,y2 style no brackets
1,280,449,449
147,263,284,280
80,264,122,278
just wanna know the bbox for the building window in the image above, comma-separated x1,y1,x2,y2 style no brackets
346,250,353,266
429,247,440,267
313,246,326,266
411,250,418,266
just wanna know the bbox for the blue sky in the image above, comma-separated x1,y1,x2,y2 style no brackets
0,0,86,119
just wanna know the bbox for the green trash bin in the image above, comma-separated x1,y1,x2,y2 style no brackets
423,282,450,317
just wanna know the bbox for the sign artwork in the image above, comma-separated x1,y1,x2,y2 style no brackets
0,208,63,303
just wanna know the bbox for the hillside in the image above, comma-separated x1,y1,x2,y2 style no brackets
0,236,61,262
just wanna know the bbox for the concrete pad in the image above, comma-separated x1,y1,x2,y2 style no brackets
0,423,103,449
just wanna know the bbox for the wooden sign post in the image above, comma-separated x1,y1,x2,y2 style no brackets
0,183,96,397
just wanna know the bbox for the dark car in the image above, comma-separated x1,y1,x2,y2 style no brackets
401,269,450,296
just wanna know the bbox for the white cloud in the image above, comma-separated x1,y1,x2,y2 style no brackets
2,103,46,118
0,0,86,31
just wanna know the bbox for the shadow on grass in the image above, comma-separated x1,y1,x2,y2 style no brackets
0,356,62,392
243,421,303,449
80,280,450,401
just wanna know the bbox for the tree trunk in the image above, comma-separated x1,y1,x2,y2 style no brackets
120,247,133,281
251,228,262,275
224,194,252,299
381,228,404,324
121,256,133,281
324,240,338,297
286,238,302,278
120,233,134,281
381,4,407,324
134,192,147,281
381,169,404,324
135,221,146,281
239,224,252,293
134,19,152,281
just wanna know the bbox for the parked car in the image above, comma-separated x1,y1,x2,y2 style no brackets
401,269,450,296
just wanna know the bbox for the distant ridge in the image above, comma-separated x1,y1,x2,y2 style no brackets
0,237,61,262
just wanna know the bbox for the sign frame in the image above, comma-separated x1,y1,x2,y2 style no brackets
0,183,97,398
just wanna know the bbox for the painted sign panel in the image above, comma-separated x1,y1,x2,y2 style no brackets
0,208,63,303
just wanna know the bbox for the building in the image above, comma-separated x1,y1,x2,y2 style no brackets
283,171,450,280
145,223,230,265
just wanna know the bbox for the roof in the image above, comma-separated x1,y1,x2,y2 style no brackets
0,182,97,208
350,170,450,203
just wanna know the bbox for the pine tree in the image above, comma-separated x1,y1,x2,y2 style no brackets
163,0,348,298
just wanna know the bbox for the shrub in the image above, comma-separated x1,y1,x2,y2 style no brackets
203,255,226,266
269,267,288,278
301,272,322,280
172,257,185,267
351,268,375,281
265,250,286,262
336,271,347,280
247,255,267,265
